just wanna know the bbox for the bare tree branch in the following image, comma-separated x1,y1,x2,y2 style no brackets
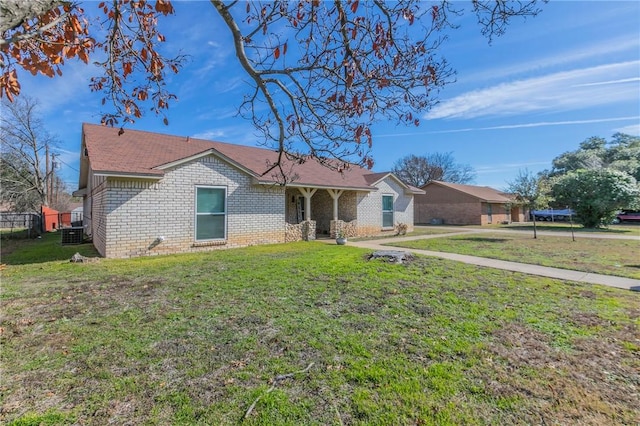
1,96,58,211
1,0,546,181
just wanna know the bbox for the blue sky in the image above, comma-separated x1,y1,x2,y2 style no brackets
16,0,640,191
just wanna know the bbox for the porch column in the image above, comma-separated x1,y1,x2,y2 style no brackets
326,189,344,221
297,187,317,220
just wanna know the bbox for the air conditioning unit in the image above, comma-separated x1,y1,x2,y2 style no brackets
61,227,84,245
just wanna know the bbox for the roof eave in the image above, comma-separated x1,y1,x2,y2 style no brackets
93,171,164,179
253,180,375,192
405,188,425,195
72,188,87,197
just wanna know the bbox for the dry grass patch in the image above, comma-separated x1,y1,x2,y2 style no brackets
389,232,640,279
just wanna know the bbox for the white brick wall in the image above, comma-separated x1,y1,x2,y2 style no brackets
94,155,285,258
85,155,416,257
356,176,414,235
89,172,108,256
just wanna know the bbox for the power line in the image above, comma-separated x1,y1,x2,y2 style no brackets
56,158,80,173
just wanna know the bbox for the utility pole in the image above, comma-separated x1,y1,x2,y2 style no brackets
51,153,57,209
45,144,50,206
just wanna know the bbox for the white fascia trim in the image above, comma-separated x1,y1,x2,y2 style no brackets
93,172,163,180
257,181,378,192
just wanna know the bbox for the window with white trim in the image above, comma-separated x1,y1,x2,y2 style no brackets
195,186,226,240
382,194,394,228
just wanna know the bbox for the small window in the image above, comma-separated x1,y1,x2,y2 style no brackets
382,195,394,228
195,186,226,240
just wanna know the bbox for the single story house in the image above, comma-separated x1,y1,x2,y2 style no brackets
414,181,524,225
75,123,422,258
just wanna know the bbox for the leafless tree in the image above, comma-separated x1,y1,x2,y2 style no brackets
392,152,475,187
0,96,57,211
1,0,546,179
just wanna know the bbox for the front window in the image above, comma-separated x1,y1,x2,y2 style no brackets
382,195,394,228
195,186,226,240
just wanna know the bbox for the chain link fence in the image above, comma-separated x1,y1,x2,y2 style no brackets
0,213,42,238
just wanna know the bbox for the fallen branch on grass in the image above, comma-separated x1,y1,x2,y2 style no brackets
244,362,315,419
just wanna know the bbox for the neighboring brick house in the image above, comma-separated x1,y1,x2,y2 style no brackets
414,181,524,225
74,123,422,258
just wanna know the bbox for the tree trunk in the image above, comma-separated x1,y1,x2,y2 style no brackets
0,0,66,33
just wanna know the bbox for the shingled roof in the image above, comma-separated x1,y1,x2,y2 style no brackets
422,180,513,203
81,123,421,193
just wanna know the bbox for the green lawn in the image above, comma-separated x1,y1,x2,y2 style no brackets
387,232,640,279
2,240,639,425
490,222,640,236
352,226,463,242
1,231,100,265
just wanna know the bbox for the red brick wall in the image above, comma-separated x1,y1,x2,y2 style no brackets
414,185,482,225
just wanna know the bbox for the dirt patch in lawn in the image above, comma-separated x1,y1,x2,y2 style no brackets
477,321,640,424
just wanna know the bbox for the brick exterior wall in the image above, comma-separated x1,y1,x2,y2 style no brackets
88,173,108,256
414,184,515,225
481,202,512,225
356,176,415,236
91,156,286,258
85,156,417,257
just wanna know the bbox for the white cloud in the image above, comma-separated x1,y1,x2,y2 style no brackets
376,116,639,137
572,78,640,88
426,61,640,120
191,129,226,140
19,61,100,114
429,116,640,133
191,124,257,145
475,161,549,175
466,36,640,83
614,124,640,136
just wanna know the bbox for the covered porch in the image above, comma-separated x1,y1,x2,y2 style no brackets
284,186,362,241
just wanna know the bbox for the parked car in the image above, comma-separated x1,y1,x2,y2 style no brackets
613,210,640,223
530,209,575,222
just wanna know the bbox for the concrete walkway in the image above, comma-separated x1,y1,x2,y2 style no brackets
342,229,640,292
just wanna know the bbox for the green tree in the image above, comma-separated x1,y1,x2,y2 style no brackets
551,133,640,181
504,169,551,238
605,133,640,181
551,169,639,228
